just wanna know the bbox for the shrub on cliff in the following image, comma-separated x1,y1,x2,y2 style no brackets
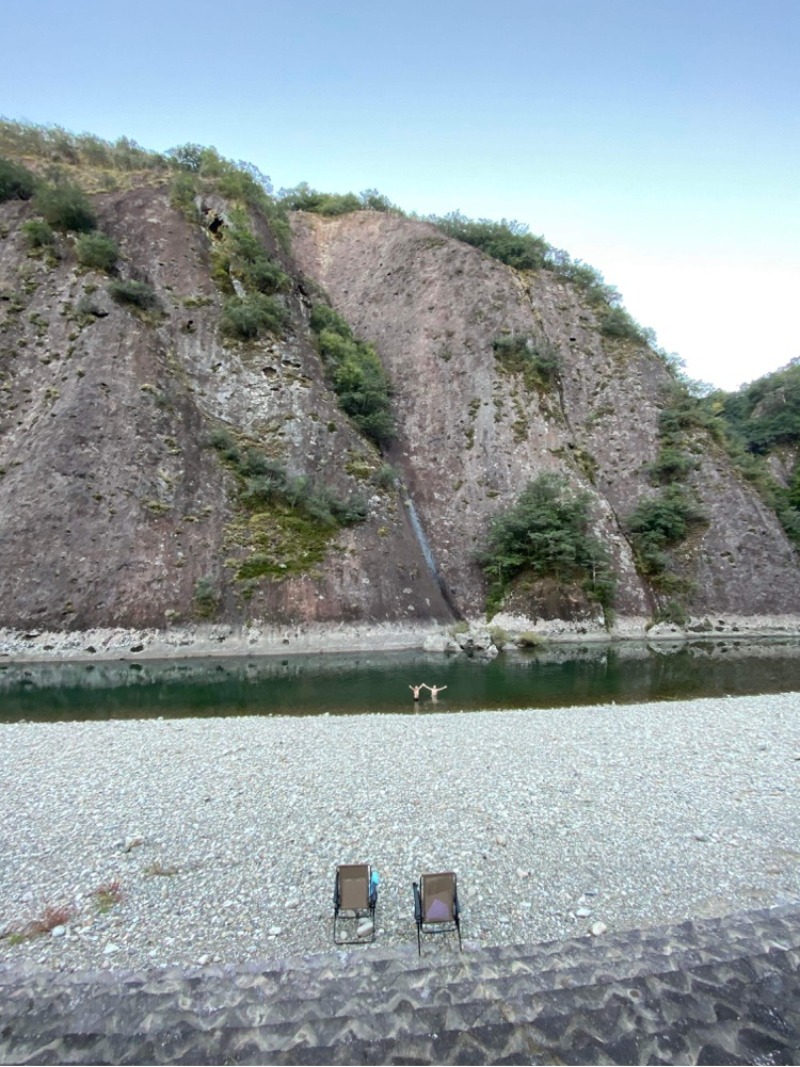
220,293,287,340
429,212,550,271
0,156,36,201
225,215,289,294
108,278,157,309
479,473,616,614
76,232,118,272
625,484,708,580
33,180,96,233
598,305,647,342
493,334,560,392
207,434,367,528
279,183,361,216
21,219,56,250
310,303,395,447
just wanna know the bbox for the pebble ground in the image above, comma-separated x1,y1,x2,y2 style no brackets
1,692,799,973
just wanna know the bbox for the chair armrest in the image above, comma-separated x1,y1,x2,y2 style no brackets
333,874,340,909
413,882,422,922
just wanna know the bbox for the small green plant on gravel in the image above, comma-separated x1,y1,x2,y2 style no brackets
93,880,123,913
1,903,74,944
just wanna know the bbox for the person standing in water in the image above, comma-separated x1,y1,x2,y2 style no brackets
409,683,427,701
429,684,447,701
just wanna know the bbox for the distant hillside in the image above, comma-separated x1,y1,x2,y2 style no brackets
1,119,799,638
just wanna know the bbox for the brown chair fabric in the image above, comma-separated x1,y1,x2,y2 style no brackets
421,872,456,923
338,864,370,910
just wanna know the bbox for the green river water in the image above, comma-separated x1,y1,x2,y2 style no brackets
1,637,799,722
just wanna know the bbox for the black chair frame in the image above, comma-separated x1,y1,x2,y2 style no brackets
333,864,377,945
413,874,463,956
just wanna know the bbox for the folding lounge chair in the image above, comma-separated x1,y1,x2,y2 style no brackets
413,871,462,955
333,863,377,944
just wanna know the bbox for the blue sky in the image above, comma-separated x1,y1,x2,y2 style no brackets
3,0,798,390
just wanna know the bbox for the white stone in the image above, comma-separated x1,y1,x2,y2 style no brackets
590,922,608,936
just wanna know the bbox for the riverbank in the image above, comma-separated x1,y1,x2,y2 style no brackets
3,612,800,663
1,693,799,975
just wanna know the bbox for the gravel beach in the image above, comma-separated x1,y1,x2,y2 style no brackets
1,693,799,974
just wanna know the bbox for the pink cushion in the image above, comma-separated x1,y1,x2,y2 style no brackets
426,897,450,921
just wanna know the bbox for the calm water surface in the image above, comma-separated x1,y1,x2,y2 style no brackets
1,638,800,722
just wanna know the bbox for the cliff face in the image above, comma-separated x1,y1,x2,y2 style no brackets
290,211,800,622
1,182,798,637
0,187,450,631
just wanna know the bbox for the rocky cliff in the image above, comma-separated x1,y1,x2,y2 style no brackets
1,158,798,642
290,211,800,627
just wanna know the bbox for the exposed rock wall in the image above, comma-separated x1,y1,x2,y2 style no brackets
0,188,451,630
289,211,800,621
1,184,798,636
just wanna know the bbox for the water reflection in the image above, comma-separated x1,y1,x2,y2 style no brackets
1,638,800,722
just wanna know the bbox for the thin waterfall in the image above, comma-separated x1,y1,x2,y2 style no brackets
401,485,462,620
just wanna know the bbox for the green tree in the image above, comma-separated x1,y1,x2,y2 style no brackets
626,484,708,580
479,473,615,611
